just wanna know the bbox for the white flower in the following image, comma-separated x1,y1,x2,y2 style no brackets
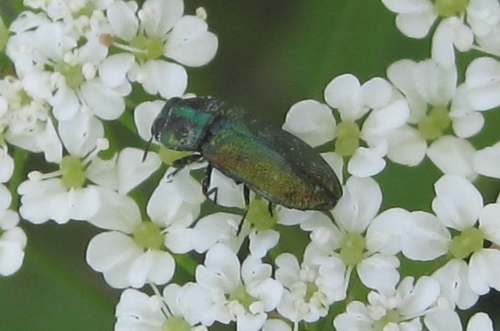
6,21,129,122
283,74,410,177
275,253,335,323
195,244,283,331
387,58,483,178
86,168,204,288
17,139,110,224
303,177,404,296
86,147,161,195
381,0,500,67
0,76,62,163
115,285,211,331
86,189,173,288
334,276,440,331
401,175,500,309
105,0,218,98
0,184,26,276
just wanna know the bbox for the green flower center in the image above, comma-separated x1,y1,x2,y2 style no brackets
434,0,469,17
339,232,366,266
162,316,191,331
304,281,319,302
228,284,257,311
133,221,164,250
335,120,360,156
73,3,94,19
373,309,402,331
129,35,164,62
60,155,86,189
55,62,85,89
449,227,484,259
417,105,450,140
247,199,277,230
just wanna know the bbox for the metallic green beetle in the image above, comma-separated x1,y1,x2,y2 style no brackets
150,96,342,217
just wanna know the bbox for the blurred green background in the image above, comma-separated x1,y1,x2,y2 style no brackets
1,0,499,330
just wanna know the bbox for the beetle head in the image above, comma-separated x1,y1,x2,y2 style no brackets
151,97,223,151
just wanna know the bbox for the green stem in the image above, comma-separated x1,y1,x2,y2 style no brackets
8,147,27,210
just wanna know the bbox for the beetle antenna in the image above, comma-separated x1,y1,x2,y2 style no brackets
142,137,153,162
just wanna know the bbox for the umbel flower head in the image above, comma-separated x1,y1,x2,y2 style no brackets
0,0,499,330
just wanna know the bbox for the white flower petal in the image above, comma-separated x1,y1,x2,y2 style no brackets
164,227,194,253
282,99,336,147
51,85,79,121
249,229,280,258
473,142,500,178
128,250,175,287
190,213,242,253
134,100,164,141
36,118,62,163
424,309,462,331
399,276,440,316
348,147,386,177
141,0,183,37
414,59,457,105
196,244,240,291
58,112,104,157
139,60,187,98
0,149,14,183
357,254,400,292
99,53,135,88
366,208,410,255
465,57,500,111
451,111,484,138
0,227,27,276
165,15,218,67
248,278,283,312
360,77,393,109
117,148,161,195
401,211,450,261
324,74,366,120
386,125,427,166
208,169,245,208
363,99,410,138
432,174,483,230
88,187,141,232
381,0,434,13
107,0,138,40
479,203,500,244
432,19,457,69
396,11,437,38
468,249,500,294
466,312,494,331
332,176,381,233
86,231,138,272
432,259,478,309
80,79,126,120
427,136,477,180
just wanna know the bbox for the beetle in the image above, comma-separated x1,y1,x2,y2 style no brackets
149,96,342,225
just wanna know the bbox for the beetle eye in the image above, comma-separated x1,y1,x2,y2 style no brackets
151,117,166,137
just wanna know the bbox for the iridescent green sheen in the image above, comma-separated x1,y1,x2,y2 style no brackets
151,97,342,212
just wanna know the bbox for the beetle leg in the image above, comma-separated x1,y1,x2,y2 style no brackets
267,201,274,217
167,154,204,181
202,164,219,203
237,185,251,235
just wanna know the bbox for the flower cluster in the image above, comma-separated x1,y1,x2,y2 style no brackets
1,0,499,331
